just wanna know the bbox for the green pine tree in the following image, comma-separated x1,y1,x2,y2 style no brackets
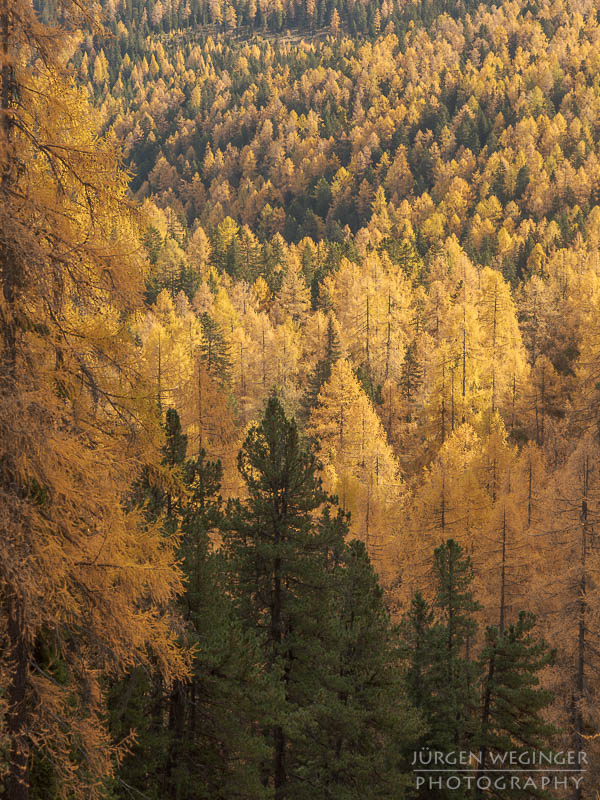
432,539,480,750
399,591,436,722
476,611,556,797
224,396,421,798
381,237,422,279
307,537,422,799
399,340,423,405
164,448,272,800
302,314,341,419
155,406,188,525
199,312,232,384
400,540,481,800
111,413,270,800
222,393,332,799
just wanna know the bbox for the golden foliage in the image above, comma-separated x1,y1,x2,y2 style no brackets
0,4,188,796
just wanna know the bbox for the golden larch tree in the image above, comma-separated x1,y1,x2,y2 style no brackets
0,4,188,798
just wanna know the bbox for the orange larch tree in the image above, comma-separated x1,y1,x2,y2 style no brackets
0,4,188,798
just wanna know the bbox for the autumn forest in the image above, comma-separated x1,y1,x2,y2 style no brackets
2,0,600,797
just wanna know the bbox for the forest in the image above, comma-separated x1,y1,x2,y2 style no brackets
2,0,600,797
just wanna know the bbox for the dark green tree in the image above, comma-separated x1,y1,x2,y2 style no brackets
400,541,481,799
381,237,422,278
476,612,556,797
515,164,530,199
199,312,232,384
301,314,341,419
354,363,384,406
222,394,332,799
163,448,272,800
399,591,436,722
223,395,420,798
399,340,424,417
111,414,270,800
307,538,422,799
432,539,480,749
313,177,332,219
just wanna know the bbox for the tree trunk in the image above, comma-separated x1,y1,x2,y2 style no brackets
272,513,286,799
1,0,17,366
477,641,496,800
3,600,30,800
166,681,186,798
573,459,588,800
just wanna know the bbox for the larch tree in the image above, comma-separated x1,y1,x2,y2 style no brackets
322,253,413,388
523,354,564,447
418,258,485,441
307,359,401,572
273,250,311,325
476,266,528,419
532,434,600,793
398,423,492,604
136,290,196,411
0,4,187,798
471,415,531,626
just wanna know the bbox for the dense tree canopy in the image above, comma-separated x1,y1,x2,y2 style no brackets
6,0,600,796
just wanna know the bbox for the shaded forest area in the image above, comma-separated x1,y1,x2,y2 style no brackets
2,0,600,798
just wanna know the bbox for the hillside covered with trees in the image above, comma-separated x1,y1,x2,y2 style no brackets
3,0,600,798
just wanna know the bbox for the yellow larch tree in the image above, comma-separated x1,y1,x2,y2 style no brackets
0,3,188,798
135,289,197,410
420,286,484,442
472,415,536,632
476,266,529,420
531,434,600,783
395,423,492,607
322,252,413,386
272,249,311,325
307,359,401,575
